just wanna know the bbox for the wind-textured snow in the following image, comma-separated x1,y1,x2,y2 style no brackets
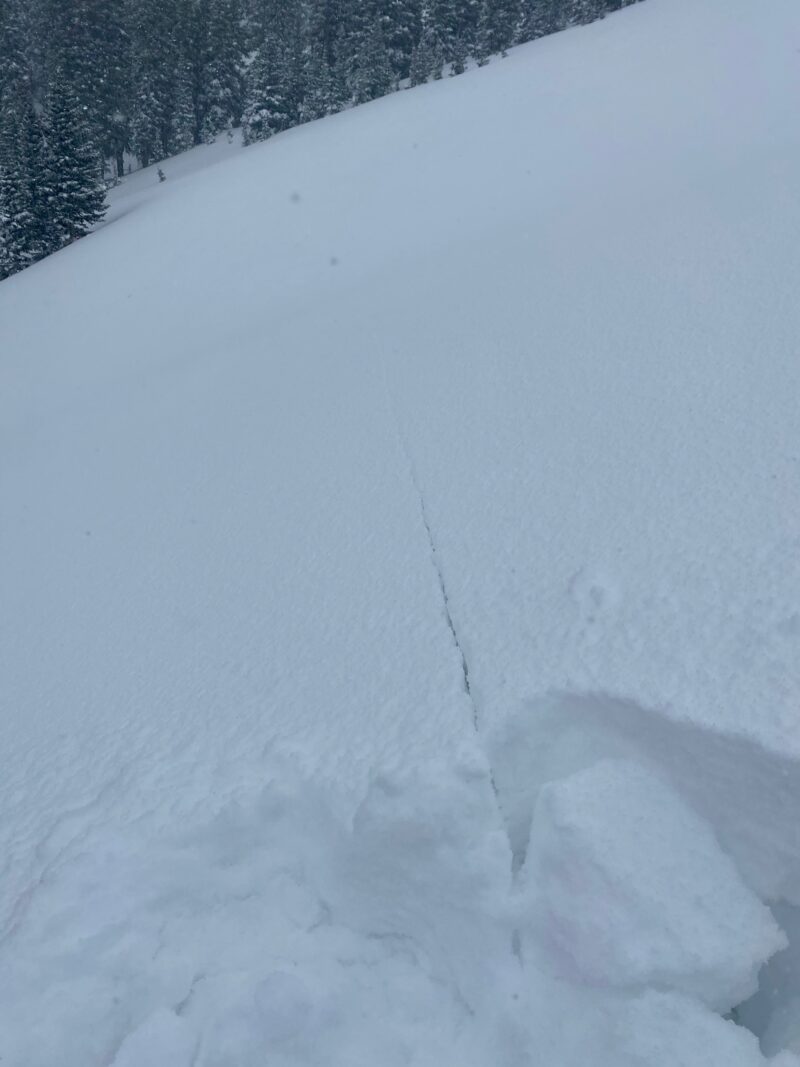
1,0,800,1063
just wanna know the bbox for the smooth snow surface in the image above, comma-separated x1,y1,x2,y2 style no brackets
2,0,800,1062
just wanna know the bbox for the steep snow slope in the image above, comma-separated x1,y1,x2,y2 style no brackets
2,0,800,1063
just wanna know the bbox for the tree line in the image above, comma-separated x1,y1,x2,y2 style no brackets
0,0,642,280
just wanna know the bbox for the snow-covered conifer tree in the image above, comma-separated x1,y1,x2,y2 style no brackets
241,39,294,143
45,72,107,245
350,21,394,104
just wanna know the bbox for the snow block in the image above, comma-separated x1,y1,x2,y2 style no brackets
522,758,785,1010
609,991,794,1067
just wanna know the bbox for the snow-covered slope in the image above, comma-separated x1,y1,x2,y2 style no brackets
2,0,800,1063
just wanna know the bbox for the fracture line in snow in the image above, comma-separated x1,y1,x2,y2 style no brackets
380,372,480,735
411,465,478,731
379,371,523,970
384,389,524,968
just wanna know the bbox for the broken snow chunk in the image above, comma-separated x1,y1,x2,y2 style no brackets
610,991,791,1067
522,758,785,1010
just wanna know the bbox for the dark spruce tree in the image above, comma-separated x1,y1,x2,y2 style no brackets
0,0,32,106
45,72,107,246
242,0,308,142
301,43,335,122
564,0,600,24
350,20,394,104
427,0,455,62
474,1,491,65
128,0,195,165
449,31,468,74
516,0,558,41
0,97,59,277
182,0,245,143
45,0,131,180
241,38,294,143
0,115,25,278
379,0,422,80
0,108,34,277
426,0,477,66
201,0,245,139
408,20,438,85
477,0,519,56
0,0,40,279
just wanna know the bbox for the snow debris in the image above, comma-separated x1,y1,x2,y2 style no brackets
521,758,785,1009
